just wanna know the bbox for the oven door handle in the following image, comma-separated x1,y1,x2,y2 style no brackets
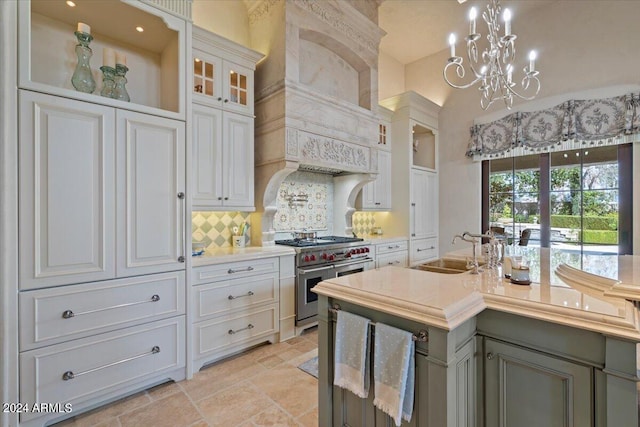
333,258,374,269
297,265,335,274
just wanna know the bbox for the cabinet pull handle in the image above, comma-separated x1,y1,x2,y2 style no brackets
62,346,160,381
411,202,416,206
61,295,161,319
228,291,254,300
487,352,495,360
178,192,186,262
416,246,435,253
375,202,381,205
228,266,254,274
411,233,416,237
387,245,400,249
388,261,400,265
228,324,254,335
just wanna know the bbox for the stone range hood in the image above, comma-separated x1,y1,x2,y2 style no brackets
246,0,385,245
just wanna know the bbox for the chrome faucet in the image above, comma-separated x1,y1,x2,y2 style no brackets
452,232,481,274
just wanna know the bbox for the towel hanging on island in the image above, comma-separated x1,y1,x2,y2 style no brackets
333,310,371,398
373,322,415,427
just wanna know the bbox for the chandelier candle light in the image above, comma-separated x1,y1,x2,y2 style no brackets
443,0,541,110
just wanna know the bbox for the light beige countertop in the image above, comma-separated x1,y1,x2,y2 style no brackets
313,247,640,340
192,245,296,267
363,235,409,245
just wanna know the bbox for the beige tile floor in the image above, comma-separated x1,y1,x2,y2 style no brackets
53,328,319,427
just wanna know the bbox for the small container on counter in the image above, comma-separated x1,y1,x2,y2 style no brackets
232,236,246,248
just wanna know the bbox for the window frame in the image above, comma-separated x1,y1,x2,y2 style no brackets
482,144,633,255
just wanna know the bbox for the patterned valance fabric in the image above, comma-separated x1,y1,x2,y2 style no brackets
467,93,640,159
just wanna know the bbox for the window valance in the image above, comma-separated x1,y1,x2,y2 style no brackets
467,93,640,160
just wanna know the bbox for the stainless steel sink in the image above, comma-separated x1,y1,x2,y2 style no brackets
414,258,484,274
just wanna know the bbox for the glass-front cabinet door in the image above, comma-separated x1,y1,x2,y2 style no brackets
192,52,222,106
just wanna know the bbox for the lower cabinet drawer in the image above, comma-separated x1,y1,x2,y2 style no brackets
193,272,278,322
193,305,278,359
20,271,185,350
411,237,438,264
376,240,409,255
376,251,408,268
20,317,185,421
193,257,279,285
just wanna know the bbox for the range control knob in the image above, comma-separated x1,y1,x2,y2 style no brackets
322,253,328,260
356,248,363,254
304,255,310,262
310,254,316,261
345,252,351,258
350,249,356,255
329,254,335,261
364,247,370,253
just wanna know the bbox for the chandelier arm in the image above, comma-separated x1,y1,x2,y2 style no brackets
443,0,541,110
443,61,485,90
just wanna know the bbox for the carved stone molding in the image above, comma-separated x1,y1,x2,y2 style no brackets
246,0,282,25
298,132,369,170
292,0,379,54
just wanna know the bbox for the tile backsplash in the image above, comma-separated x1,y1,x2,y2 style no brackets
192,211,251,249
352,211,377,237
274,171,334,233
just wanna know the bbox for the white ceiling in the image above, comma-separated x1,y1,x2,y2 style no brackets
379,0,556,65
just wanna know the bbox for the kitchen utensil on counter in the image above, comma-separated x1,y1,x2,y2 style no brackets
192,242,206,256
510,264,531,285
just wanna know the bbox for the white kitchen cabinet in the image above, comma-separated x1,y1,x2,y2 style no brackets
20,92,186,289
374,239,409,268
192,257,281,371
19,90,116,290
116,110,186,276
379,92,440,266
411,168,438,239
193,29,256,116
191,26,263,211
19,316,185,424
192,105,254,210
359,149,392,211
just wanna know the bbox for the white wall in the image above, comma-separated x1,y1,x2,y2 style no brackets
192,0,250,47
402,0,640,255
378,50,405,101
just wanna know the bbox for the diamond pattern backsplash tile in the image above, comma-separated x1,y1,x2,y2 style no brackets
352,211,376,237
192,211,251,249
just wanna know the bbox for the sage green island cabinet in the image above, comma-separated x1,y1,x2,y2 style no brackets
313,258,640,427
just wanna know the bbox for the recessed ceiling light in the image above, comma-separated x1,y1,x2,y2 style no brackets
66,1,76,7
230,70,235,74
135,26,144,33
194,58,201,63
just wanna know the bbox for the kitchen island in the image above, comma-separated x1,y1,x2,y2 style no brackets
313,248,640,427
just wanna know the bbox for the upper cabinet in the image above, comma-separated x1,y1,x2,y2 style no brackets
192,27,261,116
18,0,186,120
191,26,263,211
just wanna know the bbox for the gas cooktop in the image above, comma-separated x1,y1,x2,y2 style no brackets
275,235,363,247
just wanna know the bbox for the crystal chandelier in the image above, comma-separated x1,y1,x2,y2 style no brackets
443,0,541,110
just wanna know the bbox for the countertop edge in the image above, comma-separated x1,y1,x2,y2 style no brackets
312,280,486,331
192,246,296,266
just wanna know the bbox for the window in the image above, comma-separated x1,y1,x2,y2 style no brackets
483,144,632,255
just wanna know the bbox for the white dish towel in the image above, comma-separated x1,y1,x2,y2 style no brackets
373,323,415,427
333,310,371,398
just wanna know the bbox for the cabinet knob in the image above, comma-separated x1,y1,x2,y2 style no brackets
217,97,222,101
411,202,416,206
217,197,223,200
487,352,495,360
178,256,185,263
224,197,229,200
375,202,381,205
177,192,185,199
223,98,229,103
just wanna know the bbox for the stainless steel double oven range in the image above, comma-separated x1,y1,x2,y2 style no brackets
275,236,373,326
